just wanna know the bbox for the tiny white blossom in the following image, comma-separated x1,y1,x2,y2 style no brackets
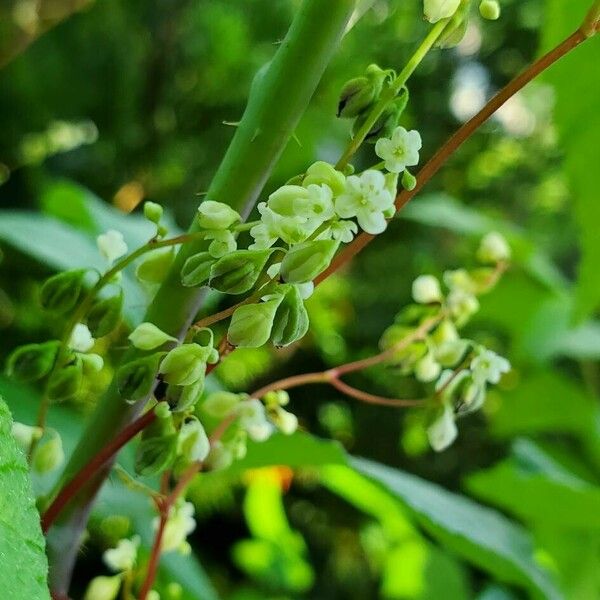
271,406,298,435
375,127,422,173
412,275,443,304
156,500,196,553
427,404,458,452
477,232,511,264
97,229,128,264
447,289,480,326
335,170,394,234
103,536,140,573
329,219,358,243
415,352,442,382
249,222,278,250
237,399,270,435
83,575,121,600
69,323,95,353
177,418,210,463
471,349,510,385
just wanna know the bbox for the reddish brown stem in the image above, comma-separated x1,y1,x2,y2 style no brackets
316,29,587,284
41,410,156,533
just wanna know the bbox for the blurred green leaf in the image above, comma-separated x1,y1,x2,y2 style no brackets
352,457,562,600
0,395,50,600
542,0,600,319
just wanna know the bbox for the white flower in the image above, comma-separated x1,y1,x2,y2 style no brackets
83,575,121,600
335,170,394,234
103,536,140,572
375,127,422,174
294,184,335,223
415,352,442,382
447,289,479,326
237,399,273,442
97,229,128,264
128,322,176,350
427,404,458,451
157,500,196,553
249,222,278,250
11,422,43,452
69,323,95,352
412,275,443,304
329,219,358,243
177,418,210,463
270,406,298,435
424,0,461,23
470,349,510,385
477,232,511,264
206,440,234,471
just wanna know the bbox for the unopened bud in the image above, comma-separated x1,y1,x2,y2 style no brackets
40,269,86,313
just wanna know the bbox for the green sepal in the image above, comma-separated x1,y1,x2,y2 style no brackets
271,285,310,347
280,240,338,283
48,359,83,401
227,298,283,348
180,252,216,287
6,341,60,382
40,269,87,313
116,353,164,401
87,292,123,337
134,434,178,476
209,249,274,295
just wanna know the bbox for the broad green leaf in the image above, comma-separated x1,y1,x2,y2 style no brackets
0,396,50,600
352,457,562,600
542,1,600,319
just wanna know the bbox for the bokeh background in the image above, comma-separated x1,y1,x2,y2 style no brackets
1,0,600,599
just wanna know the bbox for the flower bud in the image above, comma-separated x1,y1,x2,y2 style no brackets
447,290,479,326
136,248,175,284
103,536,139,572
479,0,500,20
11,421,42,452
116,353,163,401
48,361,83,401
270,406,298,435
427,404,458,452
477,231,510,264
202,391,241,418
97,230,128,264
227,299,282,348
401,170,417,191
177,417,210,464
415,352,442,382
180,252,216,287
99,515,131,544
167,378,204,413
412,275,443,304
424,0,461,23
40,269,86,313
197,200,240,230
302,162,346,196
435,2,470,48
69,322,95,353
87,293,123,337
128,322,177,350
206,441,234,471
33,431,64,474
80,353,104,373
280,240,338,284
6,341,59,381
83,575,121,600
206,229,237,258
159,344,208,386
209,249,274,295
144,201,163,224
337,77,374,119
271,285,310,347
135,433,177,476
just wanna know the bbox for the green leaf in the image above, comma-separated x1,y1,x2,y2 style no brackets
542,1,600,319
0,396,50,600
352,457,562,600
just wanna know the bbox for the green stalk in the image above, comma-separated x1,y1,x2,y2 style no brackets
45,0,356,595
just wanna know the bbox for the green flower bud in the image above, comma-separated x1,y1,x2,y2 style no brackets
435,2,470,48
99,515,131,544
135,434,177,476
128,322,177,350
427,403,457,451
80,353,104,373
302,162,346,196
180,251,216,287
167,379,204,413
424,0,461,23
11,421,43,452
159,344,208,386
280,240,338,283
271,285,309,347
337,76,373,119
144,201,163,224
202,391,241,418
355,88,409,142
40,269,87,313
209,249,274,295
48,361,83,401
116,353,163,401
136,247,175,284
83,575,121,600
197,200,241,230
206,229,237,258
177,417,210,464
32,430,64,474
401,170,417,191
479,0,500,20
477,231,510,264
6,341,59,381
227,298,282,348
87,293,123,337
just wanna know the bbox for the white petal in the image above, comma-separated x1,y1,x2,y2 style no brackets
357,209,387,234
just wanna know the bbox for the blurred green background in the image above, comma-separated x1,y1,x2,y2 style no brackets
1,0,600,599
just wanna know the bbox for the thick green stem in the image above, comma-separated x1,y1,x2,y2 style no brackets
45,0,356,595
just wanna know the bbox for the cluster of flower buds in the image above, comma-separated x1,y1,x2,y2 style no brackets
379,232,511,451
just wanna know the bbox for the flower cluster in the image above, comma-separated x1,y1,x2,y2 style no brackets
379,232,511,451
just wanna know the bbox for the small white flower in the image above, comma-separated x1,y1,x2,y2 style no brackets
294,184,335,223
470,349,510,385
11,422,43,452
447,289,480,326
477,232,511,264
177,418,210,463
237,398,269,430
246,421,274,442
271,406,298,435
103,536,140,573
375,127,422,173
83,575,121,600
427,404,458,452
157,500,196,553
69,323,95,352
128,322,176,350
97,229,128,264
249,222,278,250
335,170,394,234
329,219,358,243
412,275,443,304
415,352,442,382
